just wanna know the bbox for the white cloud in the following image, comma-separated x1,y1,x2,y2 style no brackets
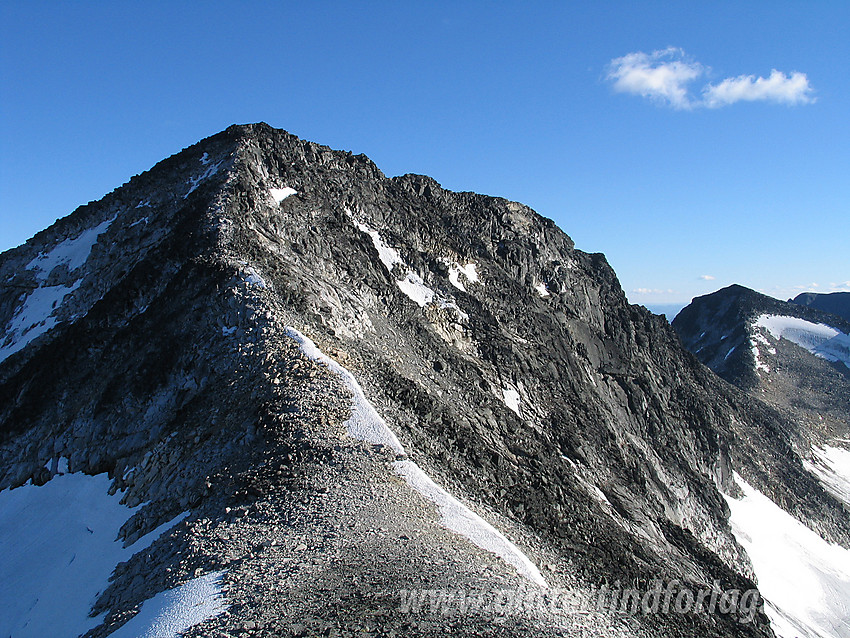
606,47,703,110
699,275,716,281
703,70,815,107
606,49,815,109
633,287,674,295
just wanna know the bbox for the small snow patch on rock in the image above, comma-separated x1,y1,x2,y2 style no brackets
502,388,521,416
442,260,479,292
269,187,297,204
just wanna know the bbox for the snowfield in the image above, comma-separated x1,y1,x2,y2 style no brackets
0,472,223,638
724,474,850,638
753,314,850,369
285,327,547,587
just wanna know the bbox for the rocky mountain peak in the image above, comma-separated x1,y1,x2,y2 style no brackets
2,125,849,637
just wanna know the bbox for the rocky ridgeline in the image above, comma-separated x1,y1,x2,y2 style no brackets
1,124,845,636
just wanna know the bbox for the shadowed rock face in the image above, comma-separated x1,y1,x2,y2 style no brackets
792,291,850,322
1,123,846,636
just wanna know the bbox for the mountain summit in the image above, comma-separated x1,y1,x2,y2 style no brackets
1,124,848,637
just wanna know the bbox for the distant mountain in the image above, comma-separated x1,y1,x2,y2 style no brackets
674,284,850,554
673,284,850,393
2,125,849,637
792,291,850,322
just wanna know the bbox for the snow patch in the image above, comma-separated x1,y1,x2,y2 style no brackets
396,272,435,308
443,260,479,292
750,343,770,373
724,474,850,638
241,267,267,289
0,280,82,363
534,282,550,297
0,473,188,638
269,187,297,203
754,314,849,369
723,345,737,361
438,299,469,322
185,158,222,198
753,331,776,354
347,212,447,310
285,328,405,453
27,215,116,282
502,388,521,416
106,571,228,638
349,216,403,273
285,327,546,586
44,456,70,475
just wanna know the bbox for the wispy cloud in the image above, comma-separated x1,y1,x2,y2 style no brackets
699,275,716,281
606,48,815,109
633,287,674,295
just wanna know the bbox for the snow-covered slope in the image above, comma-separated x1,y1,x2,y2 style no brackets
725,474,850,638
0,472,221,638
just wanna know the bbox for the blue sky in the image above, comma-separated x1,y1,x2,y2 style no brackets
1,1,848,310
